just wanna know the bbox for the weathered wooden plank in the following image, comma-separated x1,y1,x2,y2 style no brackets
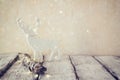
1,53,119,80
44,54,68,62
0,61,33,80
42,59,76,80
0,53,76,80
70,56,115,80
0,53,33,80
95,56,120,80
0,55,19,78
0,53,18,69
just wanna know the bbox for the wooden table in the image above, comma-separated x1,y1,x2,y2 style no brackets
0,53,120,80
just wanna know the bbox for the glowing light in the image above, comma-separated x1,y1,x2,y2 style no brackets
17,60,22,64
33,28,37,33
86,29,89,33
59,10,63,14
34,74,38,78
46,74,51,78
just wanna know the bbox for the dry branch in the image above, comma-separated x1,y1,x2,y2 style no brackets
18,53,47,74
0,53,47,80
0,55,19,78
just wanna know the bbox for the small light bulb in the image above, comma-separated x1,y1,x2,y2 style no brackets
46,74,51,78
59,10,63,14
86,29,89,33
34,74,38,78
33,28,37,32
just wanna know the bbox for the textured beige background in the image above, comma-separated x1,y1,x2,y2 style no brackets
0,0,120,55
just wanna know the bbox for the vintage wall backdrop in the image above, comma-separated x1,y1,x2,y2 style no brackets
0,0,120,55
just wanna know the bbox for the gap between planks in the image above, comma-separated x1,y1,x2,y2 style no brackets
69,56,79,80
92,56,119,80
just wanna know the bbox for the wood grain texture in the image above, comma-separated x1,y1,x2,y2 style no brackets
95,56,120,80
70,56,115,80
0,53,33,80
0,53,120,80
0,53,18,69
42,58,76,80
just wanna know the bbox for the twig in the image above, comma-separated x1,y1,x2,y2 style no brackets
0,55,19,78
18,53,47,80
0,53,47,80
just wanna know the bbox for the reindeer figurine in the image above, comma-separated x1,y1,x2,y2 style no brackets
17,17,60,62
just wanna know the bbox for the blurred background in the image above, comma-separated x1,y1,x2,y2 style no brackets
0,0,120,55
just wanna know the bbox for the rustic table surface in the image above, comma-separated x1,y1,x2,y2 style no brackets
0,53,120,80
